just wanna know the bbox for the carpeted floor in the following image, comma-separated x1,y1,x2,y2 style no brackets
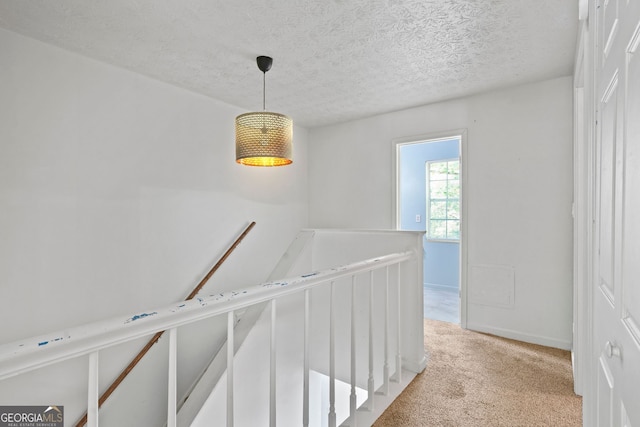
374,319,582,426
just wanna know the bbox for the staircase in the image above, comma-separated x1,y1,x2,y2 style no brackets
0,229,426,426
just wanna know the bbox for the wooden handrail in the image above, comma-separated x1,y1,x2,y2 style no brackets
74,221,256,427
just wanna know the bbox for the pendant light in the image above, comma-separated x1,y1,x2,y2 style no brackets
235,56,293,166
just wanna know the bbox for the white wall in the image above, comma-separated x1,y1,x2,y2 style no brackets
308,77,574,349
0,27,309,422
0,23,575,421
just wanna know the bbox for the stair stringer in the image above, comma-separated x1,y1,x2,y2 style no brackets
175,230,315,427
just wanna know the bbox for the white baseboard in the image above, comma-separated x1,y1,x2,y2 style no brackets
465,322,572,350
402,353,428,373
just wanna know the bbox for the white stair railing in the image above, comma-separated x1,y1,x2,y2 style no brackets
0,250,419,427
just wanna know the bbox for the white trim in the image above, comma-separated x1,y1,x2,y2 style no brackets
582,3,598,423
391,130,466,229
459,130,469,329
573,84,587,396
572,19,589,396
391,129,467,230
391,129,468,329
466,322,573,351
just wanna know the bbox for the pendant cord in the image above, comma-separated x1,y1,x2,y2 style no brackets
262,72,266,111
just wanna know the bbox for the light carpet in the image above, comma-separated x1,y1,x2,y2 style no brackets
374,319,582,426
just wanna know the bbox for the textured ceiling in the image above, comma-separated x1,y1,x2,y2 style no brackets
0,0,578,128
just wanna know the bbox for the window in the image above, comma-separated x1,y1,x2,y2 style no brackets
426,159,460,241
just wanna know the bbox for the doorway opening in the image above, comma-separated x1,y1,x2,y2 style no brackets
395,133,465,325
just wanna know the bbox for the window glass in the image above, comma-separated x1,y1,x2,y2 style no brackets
426,159,460,241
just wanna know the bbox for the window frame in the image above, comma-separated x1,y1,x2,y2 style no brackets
425,158,460,242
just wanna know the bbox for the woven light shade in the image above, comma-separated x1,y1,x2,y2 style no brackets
235,111,293,166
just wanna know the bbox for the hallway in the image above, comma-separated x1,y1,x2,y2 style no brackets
374,318,582,426
424,285,459,324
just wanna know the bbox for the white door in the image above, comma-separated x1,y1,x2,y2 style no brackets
593,0,640,425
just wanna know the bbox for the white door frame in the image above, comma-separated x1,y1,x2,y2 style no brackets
572,19,590,397
575,5,598,421
391,129,468,328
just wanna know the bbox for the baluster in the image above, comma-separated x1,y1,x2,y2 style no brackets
349,275,358,426
270,300,277,427
303,289,310,427
87,351,99,427
227,311,234,427
383,266,390,396
167,328,177,427
396,263,402,383
328,281,337,427
367,270,375,412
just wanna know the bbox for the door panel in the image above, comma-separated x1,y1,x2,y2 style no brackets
618,14,640,425
596,357,614,427
602,0,619,60
622,402,631,427
622,18,640,348
592,0,640,425
597,73,618,303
